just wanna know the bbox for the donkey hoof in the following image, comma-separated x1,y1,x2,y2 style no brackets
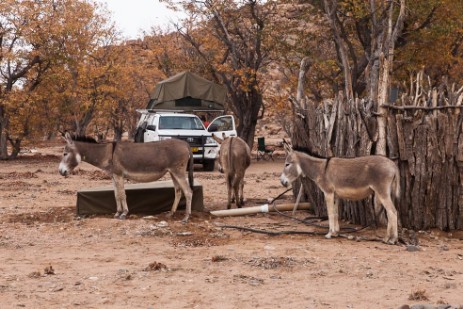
181,217,189,224
119,213,127,220
325,232,338,239
166,212,174,218
383,237,397,245
114,212,121,219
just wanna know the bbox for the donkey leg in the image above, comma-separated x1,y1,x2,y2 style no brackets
333,198,340,233
239,178,245,206
378,195,398,244
112,177,122,218
167,176,182,218
170,172,193,223
324,193,338,239
113,175,128,219
232,176,242,208
226,175,233,209
374,195,387,227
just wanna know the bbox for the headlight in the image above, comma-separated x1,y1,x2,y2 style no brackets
159,136,171,141
206,137,217,145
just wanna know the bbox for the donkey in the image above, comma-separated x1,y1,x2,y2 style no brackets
213,135,251,209
280,148,400,244
59,132,194,222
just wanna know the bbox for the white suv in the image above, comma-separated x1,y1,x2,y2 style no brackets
135,112,237,171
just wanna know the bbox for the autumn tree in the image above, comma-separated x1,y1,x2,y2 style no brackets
0,0,115,158
103,40,165,141
394,0,463,84
164,0,276,148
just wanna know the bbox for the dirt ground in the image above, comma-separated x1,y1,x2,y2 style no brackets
1,141,463,309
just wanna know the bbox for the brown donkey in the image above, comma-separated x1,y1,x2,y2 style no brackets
280,149,400,244
214,135,251,208
59,132,194,222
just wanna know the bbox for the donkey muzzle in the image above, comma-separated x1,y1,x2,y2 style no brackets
58,163,69,177
59,169,68,177
280,174,289,187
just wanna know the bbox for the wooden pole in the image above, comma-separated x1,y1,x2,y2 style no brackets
210,203,311,217
292,183,304,216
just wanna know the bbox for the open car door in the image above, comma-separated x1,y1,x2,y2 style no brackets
207,115,237,139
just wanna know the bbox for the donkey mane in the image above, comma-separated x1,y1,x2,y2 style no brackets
70,134,98,143
292,146,327,159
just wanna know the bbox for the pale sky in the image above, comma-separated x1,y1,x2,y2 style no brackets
95,0,182,39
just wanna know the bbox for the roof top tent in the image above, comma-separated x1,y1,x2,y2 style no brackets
147,71,227,112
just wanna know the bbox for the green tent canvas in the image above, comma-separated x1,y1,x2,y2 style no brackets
147,71,226,111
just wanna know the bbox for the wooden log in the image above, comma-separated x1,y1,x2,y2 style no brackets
437,112,448,162
445,113,455,157
411,124,428,229
403,119,415,175
396,114,407,160
387,113,399,158
210,203,312,217
381,104,463,111
457,162,463,229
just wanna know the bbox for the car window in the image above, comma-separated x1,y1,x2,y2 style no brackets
210,116,233,131
159,116,205,130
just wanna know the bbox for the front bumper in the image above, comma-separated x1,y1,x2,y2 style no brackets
192,145,218,162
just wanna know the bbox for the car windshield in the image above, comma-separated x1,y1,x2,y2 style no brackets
159,116,205,130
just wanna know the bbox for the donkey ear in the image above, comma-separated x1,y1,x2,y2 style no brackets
64,132,73,144
211,134,223,144
282,138,292,154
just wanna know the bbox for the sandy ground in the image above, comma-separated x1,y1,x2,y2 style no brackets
0,142,463,309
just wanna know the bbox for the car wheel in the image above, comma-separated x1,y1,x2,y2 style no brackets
203,160,215,171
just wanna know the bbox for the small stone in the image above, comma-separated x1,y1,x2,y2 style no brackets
157,221,168,228
406,245,421,252
410,305,436,309
177,231,192,236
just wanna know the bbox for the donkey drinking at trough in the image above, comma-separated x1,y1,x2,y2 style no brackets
59,132,194,222
213,135,251,209
280,148,400,244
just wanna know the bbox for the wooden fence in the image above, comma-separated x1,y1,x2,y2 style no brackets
291,93,463,230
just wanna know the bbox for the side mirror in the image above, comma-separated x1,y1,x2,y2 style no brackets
208,124,218,132
146,125,156,131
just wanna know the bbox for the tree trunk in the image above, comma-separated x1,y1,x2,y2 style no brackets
375,0,406,155
237,90,262,149
0,106,9,160
7,137,21,160
0,132,7,159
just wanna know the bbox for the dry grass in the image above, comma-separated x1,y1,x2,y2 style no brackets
408,289,429,301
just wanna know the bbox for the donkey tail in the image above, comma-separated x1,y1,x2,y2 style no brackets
188,147,194,190
228,137,234,174
392,165,400,199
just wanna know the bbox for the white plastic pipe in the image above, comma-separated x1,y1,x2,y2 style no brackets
210,202,311,217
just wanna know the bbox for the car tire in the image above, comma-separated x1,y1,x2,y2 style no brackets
203,160,215,171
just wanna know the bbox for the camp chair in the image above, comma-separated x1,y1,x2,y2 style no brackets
256,137,274,161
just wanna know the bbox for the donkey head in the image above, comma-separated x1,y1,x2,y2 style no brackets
212,133,228,173
58,132,81,177
280,151,302,187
